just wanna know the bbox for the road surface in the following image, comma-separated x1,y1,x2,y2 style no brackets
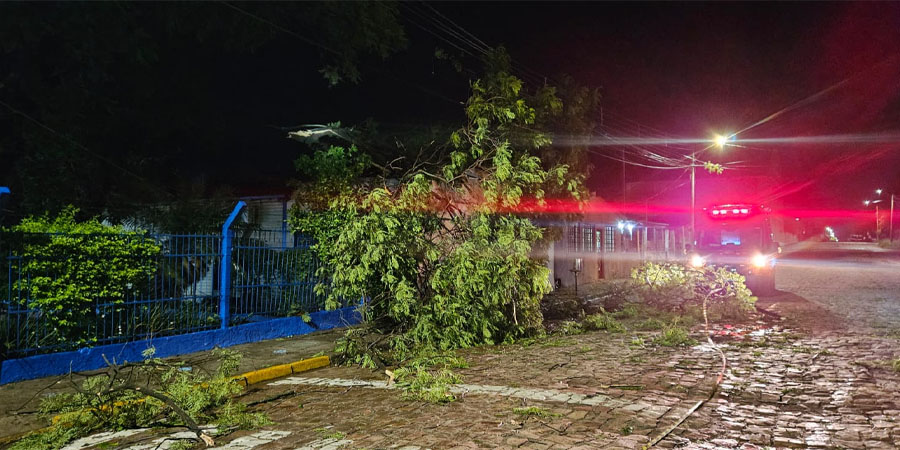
775,241,900,333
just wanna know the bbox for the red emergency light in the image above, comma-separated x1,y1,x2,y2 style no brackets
707,204,758,219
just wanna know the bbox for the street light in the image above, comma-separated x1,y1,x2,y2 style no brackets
714,134,729,149
874,188,896,243
864,198,881,239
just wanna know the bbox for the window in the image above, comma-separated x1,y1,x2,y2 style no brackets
582,226,593,252
604,226,615,252
568,225,579,251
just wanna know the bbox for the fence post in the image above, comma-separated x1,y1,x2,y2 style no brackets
0,187,9,226
219,201,246,330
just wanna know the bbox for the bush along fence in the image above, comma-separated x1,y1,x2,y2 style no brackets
0,202,359,384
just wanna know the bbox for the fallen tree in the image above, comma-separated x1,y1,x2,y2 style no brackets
290,52,585,368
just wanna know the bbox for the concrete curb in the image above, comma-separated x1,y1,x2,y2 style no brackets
233,355,330,387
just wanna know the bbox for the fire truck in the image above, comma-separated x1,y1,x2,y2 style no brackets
687,203,779,295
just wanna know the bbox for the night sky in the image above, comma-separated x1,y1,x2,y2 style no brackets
432,2,900,214
2,1,900,228
234,1,900,211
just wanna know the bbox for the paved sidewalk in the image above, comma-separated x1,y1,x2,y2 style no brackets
0,328,343,443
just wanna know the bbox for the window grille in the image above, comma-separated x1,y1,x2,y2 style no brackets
568,225,579,251
604,226,615,252
582,226,593,252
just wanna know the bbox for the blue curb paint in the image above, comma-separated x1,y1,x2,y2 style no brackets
0,306,360,385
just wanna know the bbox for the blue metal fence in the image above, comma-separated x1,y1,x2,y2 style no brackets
1,229,327,359
231,231,325,323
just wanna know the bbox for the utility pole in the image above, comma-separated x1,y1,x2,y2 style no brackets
876,204,881,239
888,194,894,244
690,152,696,246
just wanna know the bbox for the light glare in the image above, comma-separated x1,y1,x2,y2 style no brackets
714,134,729,148
690,254,705,267
752,254,768,268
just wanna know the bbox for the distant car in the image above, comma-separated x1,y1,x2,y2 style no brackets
847,234,872,242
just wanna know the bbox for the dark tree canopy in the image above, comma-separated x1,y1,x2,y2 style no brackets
0,2,406,221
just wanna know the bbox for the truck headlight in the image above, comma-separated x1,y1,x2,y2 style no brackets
751,253,768,268
690,254,705,267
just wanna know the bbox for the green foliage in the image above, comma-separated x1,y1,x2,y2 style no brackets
654,326,697,347
393,352,468,404
314,428,347,440
6,207,162,348
12,349,262,450
333,328,389,369
292,62,583,364
703,161,725,174
892,358,900,373
635,318,667,331
513,406,561,419
555,320,584,335
631,262,757,313
583,312,626,333
628,336,646,349
611,303,641,319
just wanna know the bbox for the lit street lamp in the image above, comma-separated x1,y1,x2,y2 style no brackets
863,199,881,239
873,189,896,243
864,189,896,242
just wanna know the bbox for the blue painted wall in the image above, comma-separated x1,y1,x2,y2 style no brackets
0,306,360,385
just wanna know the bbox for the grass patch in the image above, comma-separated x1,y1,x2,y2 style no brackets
892,358,900,372
584,312,626,333
628,336,645,349
627,354,647,364
314,427,346,440
556,320,584,336
512,406,561,419
654,326,697,347
611,303,641,319
634,318,667,331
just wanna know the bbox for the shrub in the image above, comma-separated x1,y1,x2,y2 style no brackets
631,262,756,316
5,207,161,349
